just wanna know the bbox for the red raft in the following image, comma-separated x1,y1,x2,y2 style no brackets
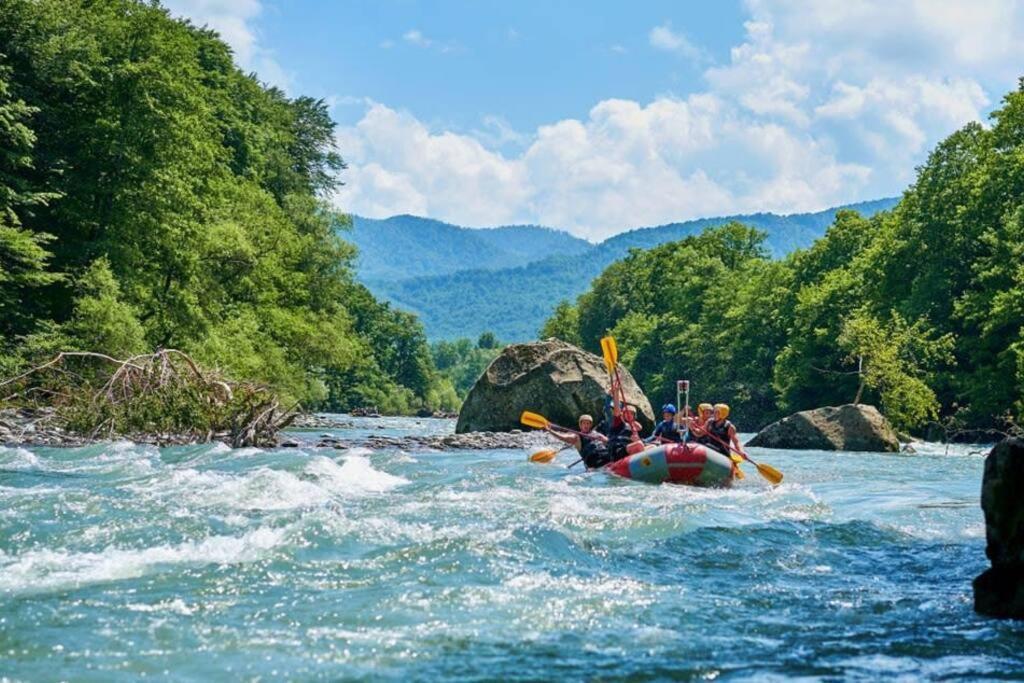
605,441,735,487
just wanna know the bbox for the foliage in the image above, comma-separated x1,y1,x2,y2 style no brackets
1,350,292,446
543,84,1024,431
0,0,447,419
431,335,503,401
837,310,954,430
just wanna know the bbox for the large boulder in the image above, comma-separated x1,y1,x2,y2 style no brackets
455,339,654,434
746,404,900,452
974,437,1024,619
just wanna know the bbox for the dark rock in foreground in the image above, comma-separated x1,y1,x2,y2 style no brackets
456,338,653,434
746,404,900,452
974,437,1024,619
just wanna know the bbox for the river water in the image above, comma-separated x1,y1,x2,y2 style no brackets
1,416,1021,680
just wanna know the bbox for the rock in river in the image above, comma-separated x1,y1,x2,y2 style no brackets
974,437,1024,619
746,404,900,452
456,338,654,434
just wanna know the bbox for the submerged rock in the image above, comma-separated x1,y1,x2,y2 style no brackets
455,338,654,434
746,404,900,452
974,437,1024,619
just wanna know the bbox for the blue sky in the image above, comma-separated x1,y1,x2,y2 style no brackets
165,1,1024,240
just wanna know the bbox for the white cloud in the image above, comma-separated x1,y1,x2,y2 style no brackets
162,0,290,89
400,28,460,54
649,23,707,62
333,0,1019,239
335,97,871,240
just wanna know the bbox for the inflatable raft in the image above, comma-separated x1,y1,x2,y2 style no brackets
605,442,735,487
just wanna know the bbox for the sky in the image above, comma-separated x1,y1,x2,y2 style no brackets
163,0,1024,240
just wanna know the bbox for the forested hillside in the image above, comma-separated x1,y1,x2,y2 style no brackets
0,0,457,415
368,199,897,341
350,215,591,281
542,83,1024,434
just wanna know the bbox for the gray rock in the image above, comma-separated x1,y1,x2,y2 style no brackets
974,437,1024,619
455,339,654,434
746,404,900,452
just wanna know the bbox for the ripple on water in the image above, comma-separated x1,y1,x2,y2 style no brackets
0,423,1017,681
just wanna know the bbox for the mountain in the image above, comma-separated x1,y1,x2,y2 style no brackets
347,215,591,281
353,198,900,341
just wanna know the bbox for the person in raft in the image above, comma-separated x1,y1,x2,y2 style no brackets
546,414,612,469
646,403,683,444
701,403,742,456
606,402,643,460
683,403,714,443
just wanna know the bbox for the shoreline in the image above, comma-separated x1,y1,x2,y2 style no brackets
0,408,561,452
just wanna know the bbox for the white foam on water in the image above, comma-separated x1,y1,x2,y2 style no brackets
308,455,408,495
0,446,41,471
131,466,330,511
0,526,286,595
125,597,195,615
340,446,375,457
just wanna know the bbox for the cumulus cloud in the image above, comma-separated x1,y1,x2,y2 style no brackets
335,97,872,240
162,0,290,88
334,0,1018,238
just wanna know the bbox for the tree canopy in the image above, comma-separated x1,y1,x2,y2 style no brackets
0,0,449,413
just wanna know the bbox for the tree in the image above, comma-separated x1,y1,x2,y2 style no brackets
837,310,954,430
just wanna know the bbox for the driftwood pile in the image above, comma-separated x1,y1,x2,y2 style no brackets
0,350,297,447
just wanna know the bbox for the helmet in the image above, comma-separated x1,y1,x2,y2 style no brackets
661,403,677,415
697,403,713,417
714,403,730,420
578,414,594,425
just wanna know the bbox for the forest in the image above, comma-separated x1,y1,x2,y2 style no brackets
0,0,458,416
543,81,1024,434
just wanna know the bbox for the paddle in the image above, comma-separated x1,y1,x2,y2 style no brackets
528,447,571,463
600,336,640,440
520,411,602,439
698,427,781,485
733,447,782,485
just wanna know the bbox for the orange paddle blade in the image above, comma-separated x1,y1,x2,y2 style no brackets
520,411,549,430
529,449,558,463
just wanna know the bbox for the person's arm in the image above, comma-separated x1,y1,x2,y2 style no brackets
645,422,663,444
728,424,743,454
546,427,577,447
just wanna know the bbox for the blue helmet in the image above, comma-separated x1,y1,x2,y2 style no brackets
662,403,677,414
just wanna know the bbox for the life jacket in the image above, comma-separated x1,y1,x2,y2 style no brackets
704,419,734,454
599,418,631,462
578,432,611,469
652,419,682,443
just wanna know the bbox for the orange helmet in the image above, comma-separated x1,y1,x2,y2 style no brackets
697,403,713,418
713,403,730,420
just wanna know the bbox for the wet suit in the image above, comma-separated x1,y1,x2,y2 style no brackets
647,418,682,444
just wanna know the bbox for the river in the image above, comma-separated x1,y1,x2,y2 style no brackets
1,416,1021,680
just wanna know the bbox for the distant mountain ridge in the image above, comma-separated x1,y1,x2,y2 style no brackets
348,198,900,341
348,215,591,281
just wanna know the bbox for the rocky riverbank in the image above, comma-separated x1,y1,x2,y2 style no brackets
1,408,559,453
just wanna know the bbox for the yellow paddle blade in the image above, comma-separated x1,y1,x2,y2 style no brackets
600,336,618,371
529,449,558,463
733,464,745,480
520,411,549,430
756,462,784,485
730,453,743,464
